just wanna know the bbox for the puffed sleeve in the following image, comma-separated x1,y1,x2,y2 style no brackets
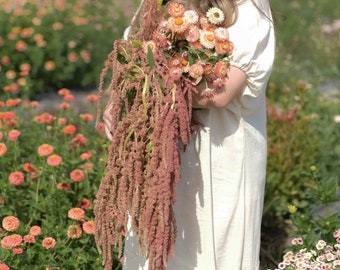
227,0,275,97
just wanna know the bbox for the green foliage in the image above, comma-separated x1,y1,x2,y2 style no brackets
0,91,122,269
264,81,320,229
0,0,135,98
271,0,340,86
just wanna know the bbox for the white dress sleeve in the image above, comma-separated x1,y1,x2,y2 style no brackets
228,0,275,97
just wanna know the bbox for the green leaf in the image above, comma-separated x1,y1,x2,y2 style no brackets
147,46,154,69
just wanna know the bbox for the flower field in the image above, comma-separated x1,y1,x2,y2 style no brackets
0,0,339,269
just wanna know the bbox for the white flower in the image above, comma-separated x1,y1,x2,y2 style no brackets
206,7,225,25
184,10,199,24
199,29,215,49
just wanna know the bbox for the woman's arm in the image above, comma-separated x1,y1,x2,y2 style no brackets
193,66,247,108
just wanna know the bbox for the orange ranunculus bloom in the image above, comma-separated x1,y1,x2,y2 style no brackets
86,94,98,102
72,133,87,146
80,151,91,160
58,88,70,96
44,60,56,71
34,112,54,124
15,40,27,51
80,113,94,122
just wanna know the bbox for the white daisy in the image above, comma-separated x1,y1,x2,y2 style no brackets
184,10,199,24
199,30,215,49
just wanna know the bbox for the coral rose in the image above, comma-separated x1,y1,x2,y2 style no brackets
2,216,20,231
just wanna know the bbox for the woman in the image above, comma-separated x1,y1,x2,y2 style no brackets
102,0,275,269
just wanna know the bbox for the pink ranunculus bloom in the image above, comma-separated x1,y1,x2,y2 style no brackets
1,234,23,249
2,216,20,231
68,208,85,221
8,171,25,185
59,102,70,110
82,220,95,234
29,225,42,236
214,61,229,78
47,154,62,167
67,225,82,239
34,112,54,124
42,237,56,249
24,234,35,243
81,162,93,172
8,129,21,141
57,117,67,125
70,169,85,182
0,263,10,270
38,143,54,156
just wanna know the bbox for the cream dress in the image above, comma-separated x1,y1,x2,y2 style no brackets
123,0,275,269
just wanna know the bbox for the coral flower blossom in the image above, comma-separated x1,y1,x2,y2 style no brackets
13,247,23,254
72,134,87,146
38,143,54,156
58,118,67,125
214,61,229,78
24,234,35,243
42,237,56,249
47,154,62,167
58,88,70,96
8,171,25,185
64,94,74,102
34,112,53,124
1,234,23,249
0,143,7,157
78,198,91,209
8,129,21,141
80,151,92,160
59,102,70,109
70,169,85,182
2,216,20,232
67,225,82,239
68,208,85,221
86,94,98,102
189,63,204,79
80,113,94,122
0,263,10,270
185,25,200,43
15,40,27,51
215,40,234,55
82,220,95,234
57,182,72,190
168,2,185,17
63,124,76,135
30,225,42,236
44,60,56,71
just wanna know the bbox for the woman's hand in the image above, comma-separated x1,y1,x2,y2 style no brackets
103,103,114,141
193,66,247,108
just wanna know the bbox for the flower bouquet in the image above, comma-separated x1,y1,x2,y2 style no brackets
94,0,234,269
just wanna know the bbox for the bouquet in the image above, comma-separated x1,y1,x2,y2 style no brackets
94,0,234,269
